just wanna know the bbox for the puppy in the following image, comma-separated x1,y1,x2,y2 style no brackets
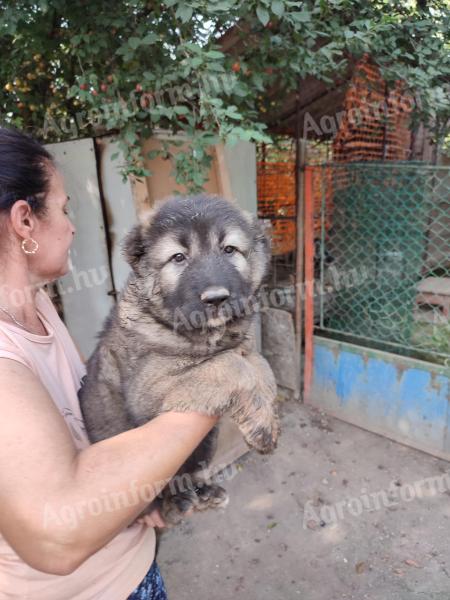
79,195,279,523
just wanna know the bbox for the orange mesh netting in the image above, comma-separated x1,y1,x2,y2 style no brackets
257,160,296,255
257,160,332,255
333,57,413,163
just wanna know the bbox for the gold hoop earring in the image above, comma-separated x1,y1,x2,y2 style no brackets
21,238,39,255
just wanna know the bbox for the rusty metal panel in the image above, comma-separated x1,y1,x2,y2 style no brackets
45,138,115,358
223,140,257,213
311,335,450,460
95,136,138,291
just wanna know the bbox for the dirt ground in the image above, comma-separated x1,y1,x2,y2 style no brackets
157,398,450,600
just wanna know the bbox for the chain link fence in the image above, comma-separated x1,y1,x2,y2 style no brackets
314,162,450,365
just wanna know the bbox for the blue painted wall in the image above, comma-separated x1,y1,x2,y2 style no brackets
311,336,450,459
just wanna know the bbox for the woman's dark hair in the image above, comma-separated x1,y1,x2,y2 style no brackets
0,127,54,218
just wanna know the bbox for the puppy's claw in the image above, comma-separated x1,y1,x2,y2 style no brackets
160,488,200,525
245,418,280,454
195,483,229,510
160,482,229,525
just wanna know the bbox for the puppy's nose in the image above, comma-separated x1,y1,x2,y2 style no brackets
200,286,230,306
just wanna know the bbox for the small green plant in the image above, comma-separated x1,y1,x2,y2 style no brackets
430,323,450,355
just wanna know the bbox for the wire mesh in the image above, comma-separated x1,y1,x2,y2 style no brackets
314,162,450,365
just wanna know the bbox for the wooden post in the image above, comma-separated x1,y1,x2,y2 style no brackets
214,143,235,202
294,74,308,400
303,166,315,403
129,173,152,218
294,142,307,399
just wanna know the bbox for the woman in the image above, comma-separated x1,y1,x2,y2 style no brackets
0,127,218,599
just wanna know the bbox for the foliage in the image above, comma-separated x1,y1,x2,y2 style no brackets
0,0,449,190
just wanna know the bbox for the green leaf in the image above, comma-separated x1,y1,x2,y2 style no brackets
271,0,285,17
174,105,189,115
256,5,270,26
124,129,137,144
192,170,205,186
142,33,158,45
183,42,202,54
175,4,193,23
129,37,141,50
291,10,311,22
146,149,162,160
225,106,243,120
206,50,224,59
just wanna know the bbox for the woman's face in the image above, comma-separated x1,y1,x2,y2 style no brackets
30,167,76,282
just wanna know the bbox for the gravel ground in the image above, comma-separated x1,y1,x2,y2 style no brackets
157,398,450,600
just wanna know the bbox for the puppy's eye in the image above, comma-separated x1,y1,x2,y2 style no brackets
224,245,237,255
171,253,186,263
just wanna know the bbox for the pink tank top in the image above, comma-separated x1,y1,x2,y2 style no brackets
0,288,155,600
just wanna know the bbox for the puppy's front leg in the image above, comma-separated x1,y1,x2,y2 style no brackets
229,351,279,454
160,350,279,454
159,350,258,416
133,349,279,454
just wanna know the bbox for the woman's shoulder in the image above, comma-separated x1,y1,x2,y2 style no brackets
0,326,33,370
36,287,67,332
36,287,59,315
37,287,87,370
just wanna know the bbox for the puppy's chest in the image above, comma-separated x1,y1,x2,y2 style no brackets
116,327,247,380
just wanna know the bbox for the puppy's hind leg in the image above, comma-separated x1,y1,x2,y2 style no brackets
185,427,229,512
160,427,228,524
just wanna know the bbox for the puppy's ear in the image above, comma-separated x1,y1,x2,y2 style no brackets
253,217,271,256
122,223,146,273
123,207,159,273
248,215,272,289
242,210,270,248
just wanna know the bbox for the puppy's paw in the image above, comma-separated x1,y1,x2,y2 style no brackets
194,483,229,511
160,488,200,526
160,482,229,525
245,415,280,454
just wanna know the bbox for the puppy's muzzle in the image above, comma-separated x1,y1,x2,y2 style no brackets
200,286,230,306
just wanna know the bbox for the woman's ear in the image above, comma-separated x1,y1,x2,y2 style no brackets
9,200,35,238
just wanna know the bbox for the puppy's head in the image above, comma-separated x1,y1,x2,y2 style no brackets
123,195,270,337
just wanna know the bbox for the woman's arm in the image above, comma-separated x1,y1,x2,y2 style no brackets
0,358,218,576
